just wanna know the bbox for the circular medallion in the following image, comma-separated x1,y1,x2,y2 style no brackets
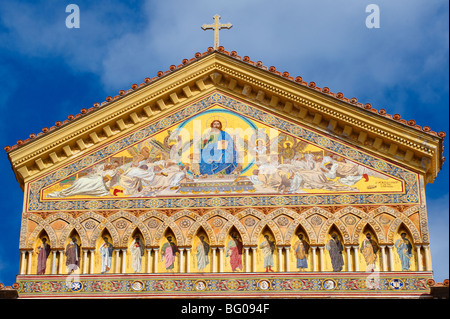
159,117,173,129
241,197,255,206
177,198,193,208
305,196,319,205
258,280,270,290
291,279,303,290
389,279,404,290
244,217,256,227
70,281,83,292
212,218,224,228
101,281,113,291
374,160,387,171
290,126,304,136
163,280,175,291
84,220,97,230
180,218,191,228
344,215,357,225
227,280,239,290
116,220,128,229
132,280,144,291
317,137,330,148
310,215,323,226
148,219,159,229
337,195,352,205
40,282,52,292
133,131,145,141
194,280,207,291
211,93,222,102
86,200,101,210
371,194,386,204
277,216,289,227
345,149,359,159
323,279,336,290
107,143,120,153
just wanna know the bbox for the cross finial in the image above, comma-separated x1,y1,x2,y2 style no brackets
201,14,232,50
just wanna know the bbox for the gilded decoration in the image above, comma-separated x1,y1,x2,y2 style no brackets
27,92,417,213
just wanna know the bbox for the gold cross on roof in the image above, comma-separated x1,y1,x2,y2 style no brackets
201,14,232,50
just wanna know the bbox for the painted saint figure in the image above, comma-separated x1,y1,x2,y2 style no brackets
225,232,243,272
36,238,51,275
326,233,345,272
161,236,179,272
99,237,113,274
199,120,238,176
259,235,275,272
130,236,145,273
47,161,121,198
360,233,379,271
65,237,81,274
196,236,210,271
395,233,413,271
293,234,310,271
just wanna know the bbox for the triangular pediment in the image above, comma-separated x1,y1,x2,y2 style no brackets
7,50,443,193
22,91,424,214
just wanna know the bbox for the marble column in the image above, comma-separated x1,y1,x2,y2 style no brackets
212,247,217,273
416,245,423,271
51,250,57,275
380,245,387,272
121,249,127,274
146,248,152,273
153,248,159,273
186,248,191,273
353,246,359,271
388,245,394,271
251,247,257,272
114,249,121,273
346,246,352,272
284,247,290,272
278,248,283,272
58,250,64,274
423,245,432,271
20,251,27,275
179,248,185,273
82,250,88,274
244,247,250,272
319,247,324,272
27,251,32,275
219,247,224,273
89,250,95,274
311,247,317,272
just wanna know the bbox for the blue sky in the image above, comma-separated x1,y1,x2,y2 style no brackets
0,0,448,285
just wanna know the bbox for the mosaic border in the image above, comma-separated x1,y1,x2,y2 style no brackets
16,272,433,298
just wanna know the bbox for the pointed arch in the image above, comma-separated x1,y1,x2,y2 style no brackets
56,214,88,247
154,222,184,247
236,207,283,246
78,212,121,247
287,206,333,245
26,214,58,249
185,211,217,247
216,210,250,246
370,206,421,244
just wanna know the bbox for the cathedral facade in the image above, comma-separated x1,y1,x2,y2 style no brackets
5,47,445,298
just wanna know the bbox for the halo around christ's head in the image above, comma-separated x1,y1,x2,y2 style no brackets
205,115,228,130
